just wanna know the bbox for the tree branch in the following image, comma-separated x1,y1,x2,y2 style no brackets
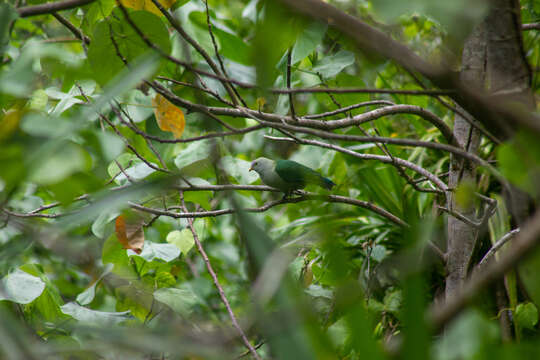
264,135,448,191
522,23,540,31
150,84,456,144
18,0,96,17
129,192,408,226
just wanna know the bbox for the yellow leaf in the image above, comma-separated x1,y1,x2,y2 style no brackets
152,93,185,138
119,0,175,16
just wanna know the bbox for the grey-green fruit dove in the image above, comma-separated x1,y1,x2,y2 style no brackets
249,157,335,193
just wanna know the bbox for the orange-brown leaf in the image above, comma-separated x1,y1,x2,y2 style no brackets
115,214,145,254
152,93,185,138
119,0,175,16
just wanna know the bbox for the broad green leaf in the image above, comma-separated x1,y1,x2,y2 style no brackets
88,10,170,85
174,139,212,170
61,302,131,325
435,310,499,360
153,286,200,317
312,50,355,79
292,21,327,64
212,27,251,65
135,241,180,262
515,302,538,330
0,269,45,304
97,131,125,162
92,210,120,239
166,229,195,255
76,265,113,306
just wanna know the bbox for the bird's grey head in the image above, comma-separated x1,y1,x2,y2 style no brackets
249,157,273,174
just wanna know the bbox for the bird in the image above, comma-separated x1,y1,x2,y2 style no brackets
249,157,335,196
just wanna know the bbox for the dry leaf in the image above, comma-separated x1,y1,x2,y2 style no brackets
115,213,145,254
152,93,185,139
119,0,175,16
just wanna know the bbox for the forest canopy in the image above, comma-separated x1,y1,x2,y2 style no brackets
0,0,539,359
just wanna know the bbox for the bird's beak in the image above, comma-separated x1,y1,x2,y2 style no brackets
249,166,253,171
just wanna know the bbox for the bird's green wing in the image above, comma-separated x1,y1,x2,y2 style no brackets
276,160,336,190
275,160,318,187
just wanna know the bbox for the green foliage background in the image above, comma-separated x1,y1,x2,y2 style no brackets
1,0,539,359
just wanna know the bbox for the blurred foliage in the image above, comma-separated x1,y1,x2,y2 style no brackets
0,0,539,359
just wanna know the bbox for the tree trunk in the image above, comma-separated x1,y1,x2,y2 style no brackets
486,0,535,225
446,0,535,316
445,23,485,302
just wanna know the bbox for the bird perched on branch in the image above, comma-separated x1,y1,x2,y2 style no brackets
249,157,335,196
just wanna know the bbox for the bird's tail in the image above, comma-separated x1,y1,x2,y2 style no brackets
320,176,336,190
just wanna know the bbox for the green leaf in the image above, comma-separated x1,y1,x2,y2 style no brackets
292,21,327,64
60,302,131,325
383,289,402,314
88,10,171,85
174,139,212,171
166,229,195,255
97,131,125,162
312,50,355,79
515,302,538,330
0,269,45,304
221,156,259,184
92,210,119,239
435,310,499,360
153,286,200,317
135,241,180,262
76,265,112,306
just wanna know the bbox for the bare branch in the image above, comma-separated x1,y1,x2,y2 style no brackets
522,23,540,31
303,100,394,119
256,117,491,169
129,192,408,226
476,228,520,269
18,0,96,17
150,84,457,144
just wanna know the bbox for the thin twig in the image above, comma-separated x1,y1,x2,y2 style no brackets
303,100,394,119
51,12,90,45
477,229,520,268
287,48,297,120
179,192,262,360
